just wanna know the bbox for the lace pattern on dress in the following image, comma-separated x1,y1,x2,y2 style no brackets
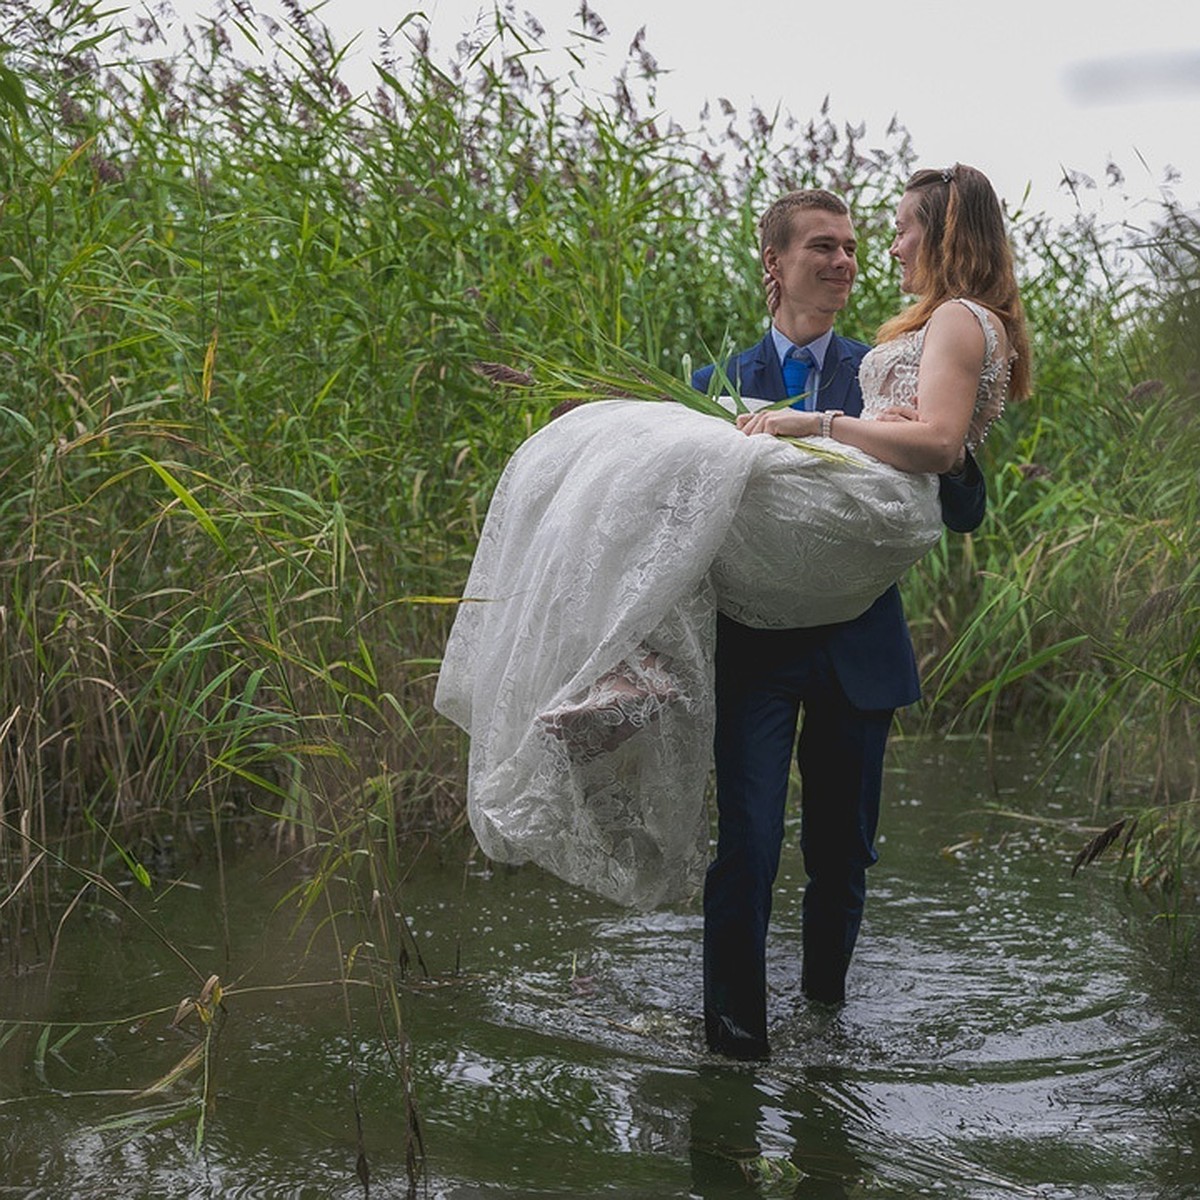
434,399,943,908
435,301,1014,908
858,297,1014,451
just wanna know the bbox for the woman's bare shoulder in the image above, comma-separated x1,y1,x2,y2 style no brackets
930,298,1009,358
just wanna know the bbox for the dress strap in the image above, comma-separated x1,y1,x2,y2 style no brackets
948,297,1000,362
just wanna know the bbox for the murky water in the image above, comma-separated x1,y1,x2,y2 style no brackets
2,736,1197,1198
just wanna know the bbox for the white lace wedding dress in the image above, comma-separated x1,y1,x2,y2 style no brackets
435,300,1010,908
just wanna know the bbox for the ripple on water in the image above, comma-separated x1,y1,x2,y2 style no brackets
5,739,1197,1200
397,738,1198,1199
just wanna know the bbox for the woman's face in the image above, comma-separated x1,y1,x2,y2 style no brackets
889,191,924,294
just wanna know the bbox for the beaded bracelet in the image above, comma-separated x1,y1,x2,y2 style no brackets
820,409,843,439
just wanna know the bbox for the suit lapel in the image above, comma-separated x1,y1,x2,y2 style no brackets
732,332,786,402
816,334,862,416
732,330,861,410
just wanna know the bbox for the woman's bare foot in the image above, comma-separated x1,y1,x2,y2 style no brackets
538,651,680,762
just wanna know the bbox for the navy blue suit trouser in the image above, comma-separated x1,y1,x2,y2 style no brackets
703,613,893,1053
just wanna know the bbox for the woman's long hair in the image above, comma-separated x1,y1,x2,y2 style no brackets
878,164,1031,400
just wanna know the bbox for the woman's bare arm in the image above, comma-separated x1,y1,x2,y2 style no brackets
737,302,1001,474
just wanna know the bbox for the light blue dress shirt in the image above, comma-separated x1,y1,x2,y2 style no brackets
770,326,833,411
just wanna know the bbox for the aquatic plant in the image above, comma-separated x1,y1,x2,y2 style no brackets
0,0,920,928
912,188,1199,929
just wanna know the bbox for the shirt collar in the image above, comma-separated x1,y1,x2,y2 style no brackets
771,325,834,369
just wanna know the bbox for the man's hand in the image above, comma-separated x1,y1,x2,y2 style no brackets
874,405,922,424
736,409,819,438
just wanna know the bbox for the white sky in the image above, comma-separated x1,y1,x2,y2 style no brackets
167,0,1200,227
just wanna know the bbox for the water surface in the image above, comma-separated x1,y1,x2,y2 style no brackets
2,736,1196,1198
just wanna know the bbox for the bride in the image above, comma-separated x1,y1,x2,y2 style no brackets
435,165,1031,908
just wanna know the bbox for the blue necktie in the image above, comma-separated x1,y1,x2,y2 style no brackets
782,347,814,409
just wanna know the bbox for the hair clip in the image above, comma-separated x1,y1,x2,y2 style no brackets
940,167,957,184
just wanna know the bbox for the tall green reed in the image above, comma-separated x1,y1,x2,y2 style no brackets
0,1,1195,1182
0,0,917,1180
0,0,1193,1011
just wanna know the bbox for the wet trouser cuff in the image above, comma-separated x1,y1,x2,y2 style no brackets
705,1013,770,1061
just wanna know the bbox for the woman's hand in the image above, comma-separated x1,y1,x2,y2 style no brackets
736,409,819,438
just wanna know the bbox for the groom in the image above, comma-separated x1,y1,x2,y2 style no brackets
692,189,986,1060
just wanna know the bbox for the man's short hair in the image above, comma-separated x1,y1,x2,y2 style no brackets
758,189,849,257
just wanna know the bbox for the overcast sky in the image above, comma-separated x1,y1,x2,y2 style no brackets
169,0,1199,227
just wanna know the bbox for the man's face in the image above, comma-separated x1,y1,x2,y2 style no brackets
764,208,858,318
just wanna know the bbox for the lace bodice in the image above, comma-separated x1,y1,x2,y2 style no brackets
858,298,1012,450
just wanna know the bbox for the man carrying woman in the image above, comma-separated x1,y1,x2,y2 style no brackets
435,166,1030,1061
695,172,1027,1059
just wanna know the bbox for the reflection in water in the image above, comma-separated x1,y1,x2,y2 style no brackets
407,735,1199,1198
1,737,1198,1198
686,1067,865,1199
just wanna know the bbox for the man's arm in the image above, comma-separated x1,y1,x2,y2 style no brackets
938,451,987,533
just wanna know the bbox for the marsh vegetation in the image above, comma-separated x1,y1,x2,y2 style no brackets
0,1,1196,1193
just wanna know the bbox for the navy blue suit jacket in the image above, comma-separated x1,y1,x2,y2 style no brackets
692,329,986,711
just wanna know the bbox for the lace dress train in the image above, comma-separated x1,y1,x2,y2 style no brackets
433,400,941,908
434,300,1010,908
